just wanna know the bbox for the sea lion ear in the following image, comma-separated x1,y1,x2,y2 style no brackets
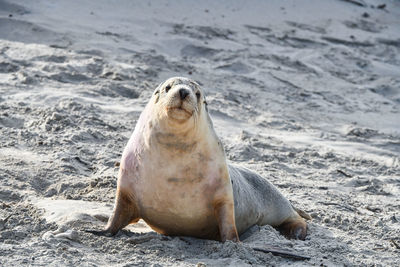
202,93,208,111
154,90,160,103
153,82,163,103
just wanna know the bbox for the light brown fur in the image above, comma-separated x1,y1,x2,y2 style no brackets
89,77,308,242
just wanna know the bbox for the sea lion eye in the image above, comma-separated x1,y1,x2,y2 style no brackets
165,85,171,92
196,91,201,99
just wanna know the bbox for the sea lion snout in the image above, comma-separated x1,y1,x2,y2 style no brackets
179,88,190,100
165,91,195,121
169,85,193,103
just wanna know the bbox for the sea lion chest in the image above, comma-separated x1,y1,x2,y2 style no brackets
134,132,227,233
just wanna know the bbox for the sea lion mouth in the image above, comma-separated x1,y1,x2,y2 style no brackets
165,105,194,122
177,106,193,115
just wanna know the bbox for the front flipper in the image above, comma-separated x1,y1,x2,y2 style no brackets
214,199,240,242
85,229,115,237
87,188,139,237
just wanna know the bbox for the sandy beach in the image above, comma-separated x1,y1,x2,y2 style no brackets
1,0,399,266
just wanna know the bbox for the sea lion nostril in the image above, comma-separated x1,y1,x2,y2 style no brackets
179,88,189,100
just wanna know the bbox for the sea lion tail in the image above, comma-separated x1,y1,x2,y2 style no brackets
292,205,312,221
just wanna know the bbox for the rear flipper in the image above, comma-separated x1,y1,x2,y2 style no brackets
277,217,307,240
292,206,312,221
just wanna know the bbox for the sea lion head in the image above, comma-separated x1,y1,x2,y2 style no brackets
153,77,207,126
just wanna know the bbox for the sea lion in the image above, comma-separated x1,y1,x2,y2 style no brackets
90,77,309,242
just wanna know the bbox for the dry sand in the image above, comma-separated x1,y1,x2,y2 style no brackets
1,0,399,266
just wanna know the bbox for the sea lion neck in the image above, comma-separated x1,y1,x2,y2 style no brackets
149,121,204,151
145,114,211,154
152,131,198,154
